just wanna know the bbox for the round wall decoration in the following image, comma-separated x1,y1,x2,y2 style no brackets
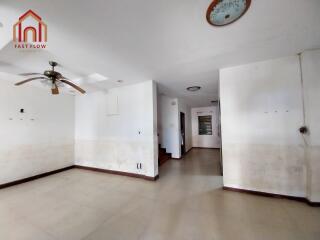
206,0,251,26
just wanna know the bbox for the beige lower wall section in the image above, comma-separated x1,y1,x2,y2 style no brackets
307,146,320,202
223,144,307,197
0,143,74,185
75,139,156,177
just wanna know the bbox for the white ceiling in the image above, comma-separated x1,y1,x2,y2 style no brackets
0,0,320,107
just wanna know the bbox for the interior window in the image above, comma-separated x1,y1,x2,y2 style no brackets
198,115,212,135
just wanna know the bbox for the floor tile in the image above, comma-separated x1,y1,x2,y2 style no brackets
0,149,319,240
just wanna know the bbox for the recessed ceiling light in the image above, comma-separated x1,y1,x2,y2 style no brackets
117,80,123,83
187,86,201,92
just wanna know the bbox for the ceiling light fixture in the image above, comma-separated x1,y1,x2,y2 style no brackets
187,86,201,92
14,61,86,95
206,0,251,26
117,80,123,83
88,73,108,82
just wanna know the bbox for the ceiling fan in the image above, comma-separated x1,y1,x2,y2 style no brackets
15,61,86,95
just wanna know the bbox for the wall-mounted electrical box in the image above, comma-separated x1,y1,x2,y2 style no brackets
106,93,119,116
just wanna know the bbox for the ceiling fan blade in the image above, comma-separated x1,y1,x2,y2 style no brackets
19,73,44,76
60,79,86,94
51,83,59,95
15,77,48,86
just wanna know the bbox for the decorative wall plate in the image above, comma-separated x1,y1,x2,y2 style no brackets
206,0,251,26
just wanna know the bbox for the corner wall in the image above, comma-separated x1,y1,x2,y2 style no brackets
220,56,306,197
178,99,192,153
157,95,192,159
75,80,158,178
0,78,75,185
301,49,320,202
220,52,320,202
157,96,180,158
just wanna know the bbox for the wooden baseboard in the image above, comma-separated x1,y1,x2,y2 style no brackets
172,147,219,159
307,201,320,207
0,166,74,189
74,165,159,181
223,186,320,207
0,164,159,190
171,147,194,160
185,148,193,154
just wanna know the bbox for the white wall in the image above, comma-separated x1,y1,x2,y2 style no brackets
157,95,180,158
220,53,320,201
0,79,75,185
157,95,192,159
302,49,320,202
75,80,158,177
178,99,192,153
191,106,221,148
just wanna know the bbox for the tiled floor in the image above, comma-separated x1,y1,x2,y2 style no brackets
0,149,319,240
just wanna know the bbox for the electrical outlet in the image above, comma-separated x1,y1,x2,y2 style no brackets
136,163,142,169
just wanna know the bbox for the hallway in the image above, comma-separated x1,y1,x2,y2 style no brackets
0,149,319,240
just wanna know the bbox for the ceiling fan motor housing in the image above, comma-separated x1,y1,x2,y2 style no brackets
44,70,62,80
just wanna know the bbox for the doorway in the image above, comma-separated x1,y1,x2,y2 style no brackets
180,112,186,155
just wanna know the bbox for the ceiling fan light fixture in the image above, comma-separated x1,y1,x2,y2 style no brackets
187,86,201,92
14,61,86,95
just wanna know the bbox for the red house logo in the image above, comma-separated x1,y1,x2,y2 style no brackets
13,10,47,49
